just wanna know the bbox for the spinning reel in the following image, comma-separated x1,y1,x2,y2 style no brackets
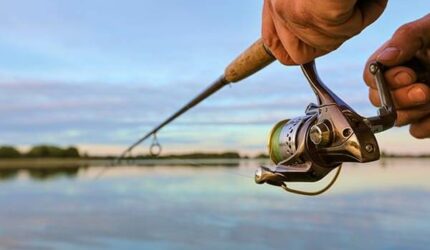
255,61,397,195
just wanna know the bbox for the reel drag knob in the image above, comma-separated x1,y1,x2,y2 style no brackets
309,122,332,146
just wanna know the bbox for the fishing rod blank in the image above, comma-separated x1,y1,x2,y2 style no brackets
116,39,275,162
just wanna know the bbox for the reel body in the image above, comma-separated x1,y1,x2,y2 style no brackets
255,61,396,194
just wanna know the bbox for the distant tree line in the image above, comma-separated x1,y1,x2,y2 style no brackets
2,146,426,159
0,145,80,158
380,151,430,158
133,152,242,159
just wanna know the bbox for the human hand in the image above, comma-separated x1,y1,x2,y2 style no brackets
262,0,387,65
363,14,430,139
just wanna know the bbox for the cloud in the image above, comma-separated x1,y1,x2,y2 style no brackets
0,1,428,154
0,68,402,151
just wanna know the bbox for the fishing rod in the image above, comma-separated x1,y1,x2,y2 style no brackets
116,36,429,196
116,39,275,162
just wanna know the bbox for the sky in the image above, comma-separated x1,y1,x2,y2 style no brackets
0,0,429,156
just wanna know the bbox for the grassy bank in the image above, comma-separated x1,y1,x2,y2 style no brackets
0,157,257,169
0,158,108,169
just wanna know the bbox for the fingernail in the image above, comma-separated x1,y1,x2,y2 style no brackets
408,87,426,104
377,47,400,62
394,72,412,85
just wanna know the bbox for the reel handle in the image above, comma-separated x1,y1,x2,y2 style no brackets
365,62,397,133
366,58,430,133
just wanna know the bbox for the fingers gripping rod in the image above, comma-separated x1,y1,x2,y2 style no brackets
116,39,275,163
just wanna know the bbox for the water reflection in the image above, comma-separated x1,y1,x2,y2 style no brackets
0,168,19,180
0,157,423,182
134,159,240,167
0,159,429,250
0,166,82,181
27,167,81,180
0,159,241,182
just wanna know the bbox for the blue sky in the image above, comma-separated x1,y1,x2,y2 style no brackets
0,0,429,155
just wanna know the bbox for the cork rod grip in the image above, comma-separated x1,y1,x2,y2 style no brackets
224,39,275,83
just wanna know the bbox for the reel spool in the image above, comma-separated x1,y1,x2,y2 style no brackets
255,61,398,195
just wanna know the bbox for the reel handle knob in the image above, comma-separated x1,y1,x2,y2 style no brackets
366,58,429,133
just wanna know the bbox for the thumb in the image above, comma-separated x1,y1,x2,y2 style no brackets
375,14,430,66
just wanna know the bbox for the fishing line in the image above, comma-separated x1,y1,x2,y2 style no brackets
223,170,254,180
155,157,255,180
281,166,342,196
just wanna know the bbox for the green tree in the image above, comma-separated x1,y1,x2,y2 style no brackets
26,145,80,158
63,147,80,158
219,152,241,159
0,146,21,158
254,153,269,159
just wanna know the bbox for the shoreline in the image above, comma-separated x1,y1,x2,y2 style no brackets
0,158,256,169
0,156,428,169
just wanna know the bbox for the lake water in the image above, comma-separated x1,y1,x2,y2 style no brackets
0,158,429,250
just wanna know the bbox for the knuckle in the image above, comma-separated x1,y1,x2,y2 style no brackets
272,0,308,25
418,84,430,102
289,50,323,65
278,55,296,65
410,128,426,139
321,9,351,23
395,112,409,127
262,31,276,48
409,120,430,139
394,23,418,38
363,68,375,88
284,42,323,64
409,84,430,106
385,67,417,88
270,46,296,65
290,55,313,65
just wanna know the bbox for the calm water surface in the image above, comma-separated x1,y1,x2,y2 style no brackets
0,159,429,250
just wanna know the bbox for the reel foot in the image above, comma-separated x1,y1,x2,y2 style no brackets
255,166,286,187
